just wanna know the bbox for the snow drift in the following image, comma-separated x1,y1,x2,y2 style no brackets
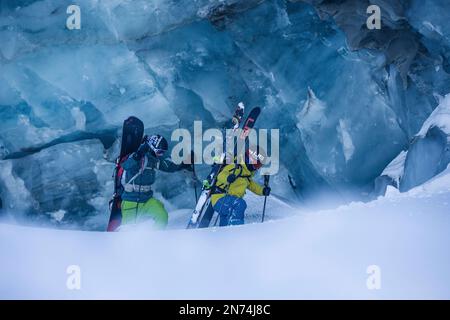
1,166,450,299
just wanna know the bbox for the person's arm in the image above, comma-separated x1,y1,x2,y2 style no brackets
157,158,192,173
248,178,271,196
247,179,264,196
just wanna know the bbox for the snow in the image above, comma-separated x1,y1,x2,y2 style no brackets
168,191,297,230
384,185,401,197
417,94,450,138
1,169,450,299
406,164,450,196
0,161,33,212
46,210,66,223
0,0,450,299
377,93,450,193
297,87,327,131
337,119,355,162
381,150,407,186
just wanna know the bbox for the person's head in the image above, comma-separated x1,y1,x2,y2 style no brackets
148,134,168,157
244,145,266,171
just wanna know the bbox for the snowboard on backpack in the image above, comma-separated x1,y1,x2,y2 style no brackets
107,116,144,231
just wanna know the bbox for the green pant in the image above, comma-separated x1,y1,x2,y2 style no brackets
121,198,168,228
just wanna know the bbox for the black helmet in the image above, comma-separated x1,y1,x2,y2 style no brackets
148,134,168,156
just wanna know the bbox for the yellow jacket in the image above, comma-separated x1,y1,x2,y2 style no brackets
210,163,264,206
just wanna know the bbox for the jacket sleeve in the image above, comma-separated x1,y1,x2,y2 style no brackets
247,178,264,196
157,158,183,173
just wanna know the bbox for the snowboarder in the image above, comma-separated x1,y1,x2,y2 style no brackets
120,134,192,229
209,146,271,226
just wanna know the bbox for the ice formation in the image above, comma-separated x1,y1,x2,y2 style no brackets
1,0,450,228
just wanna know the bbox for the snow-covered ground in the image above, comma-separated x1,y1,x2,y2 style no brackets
166,192,298,230
1,167,450,299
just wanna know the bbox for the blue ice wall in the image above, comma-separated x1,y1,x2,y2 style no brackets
1,0,449,227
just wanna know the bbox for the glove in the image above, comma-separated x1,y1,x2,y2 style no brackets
202,179,212,190
262,186,271,196
133,142,150,160
227,174,237,184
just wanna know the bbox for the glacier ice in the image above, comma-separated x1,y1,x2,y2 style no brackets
1,0,450,228
376,94,450,194
1,140,108,227
372,150,406,197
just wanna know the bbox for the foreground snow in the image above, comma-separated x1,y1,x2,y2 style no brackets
1,168,450,299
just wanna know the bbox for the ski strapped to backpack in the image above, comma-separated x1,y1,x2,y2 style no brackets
107,116,144,232
187,105,261,229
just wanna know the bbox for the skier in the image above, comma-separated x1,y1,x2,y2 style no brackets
187,106,261,228
120,134,193,229
208,146,271,226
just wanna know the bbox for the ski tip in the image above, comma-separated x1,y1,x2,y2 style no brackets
124,116,144,125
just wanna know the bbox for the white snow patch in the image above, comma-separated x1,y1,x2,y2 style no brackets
71,107,86,131
417,93,450,137
381,150,407,187
384,185,401,197
47,210,66,222
0,161,34,212
337,119,355,162
297,87,327,131
407,163,450,197
1,168,450,299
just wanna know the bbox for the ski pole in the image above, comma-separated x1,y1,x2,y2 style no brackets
191,151,198,202
193,173,198,203
261,175,270,223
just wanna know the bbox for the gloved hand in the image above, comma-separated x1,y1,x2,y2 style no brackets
202,179,212,190
262,186,271,196
227,174,237,184
133,141,150,160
